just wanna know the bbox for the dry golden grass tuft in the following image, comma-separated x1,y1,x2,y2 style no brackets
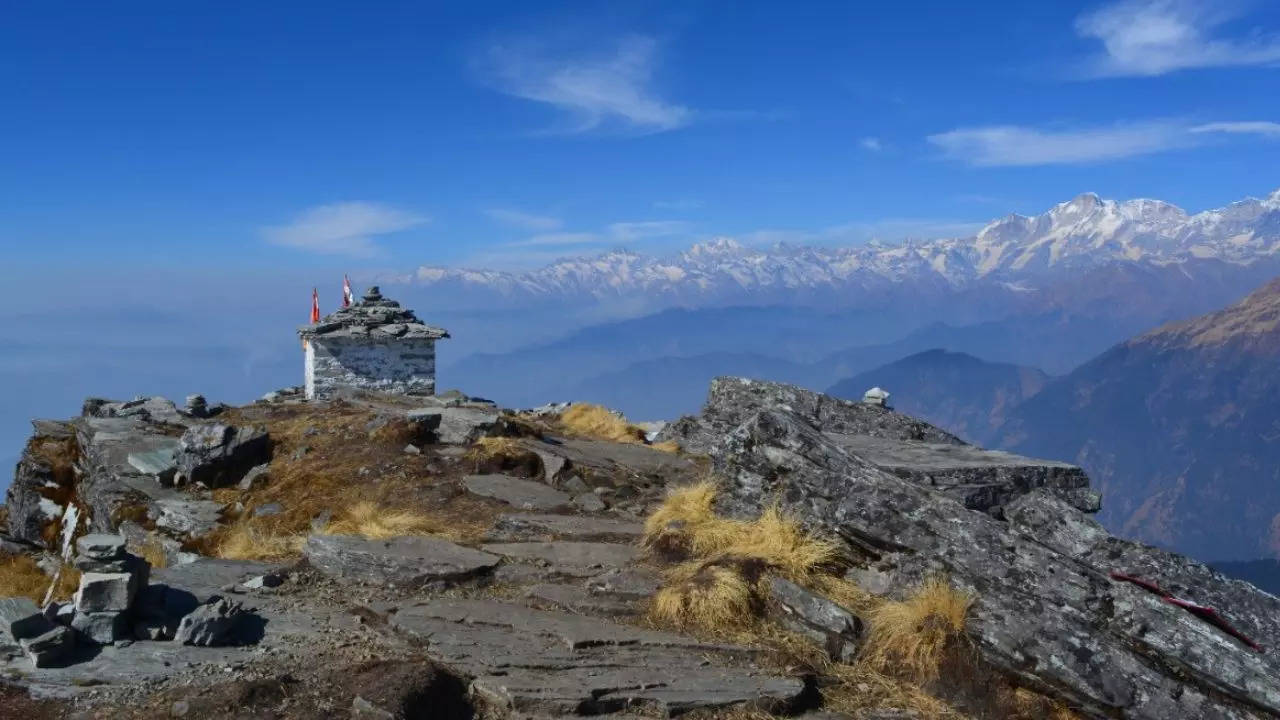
0,554,80,604
641,482,982,719
0,552,54,603
649,439,681,453
559,404,648,444
325,500,448,540
137,533,170,569
212,519,306,561
641,481,840,582
650,560,760,631
1005,687,1083,720
861,577,973,684
192,401,500,561
464,436,542,476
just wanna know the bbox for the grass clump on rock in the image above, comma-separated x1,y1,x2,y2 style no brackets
0,554,80,604
642,480,851,632
558,404,649,444
0,553,55,603
325,500,448,540
642,481,988,719
861,577,973,683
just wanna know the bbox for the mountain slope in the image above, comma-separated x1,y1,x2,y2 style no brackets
995,276,1280,561
828,349,1048,444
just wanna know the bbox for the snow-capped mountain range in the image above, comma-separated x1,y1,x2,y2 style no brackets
404,188,1280,303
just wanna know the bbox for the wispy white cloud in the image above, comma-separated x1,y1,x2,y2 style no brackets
480,35,691,134
484,208,563,231
928,119,1280,166
1075,0,1280,77
1190,120,1280,136
859,137,884,152
262,202,426,256
505,220,694,248
607,220,692,241
508,232,601,247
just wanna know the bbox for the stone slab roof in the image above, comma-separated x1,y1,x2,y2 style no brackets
297,286,449,341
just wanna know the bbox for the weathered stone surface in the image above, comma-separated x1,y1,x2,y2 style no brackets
175,597,244,646
71,611,128,645
572,493,606,513
74,569,145,613
525,583,638,616
125,443,179,483
0,597,53,642
154,498,224,536
481,542,637,578
585,567,661,601
435,407,501,444
765,577,862,662
486,513,643,543
391,598,805,716
19,625,74,668
659,376,963,454
303,534,499,586
690,377,1280,720
4,419,76,547
830,434,1098,514
463,475,571,511
75,534,126,562
175,423,270,488
531,447,571,484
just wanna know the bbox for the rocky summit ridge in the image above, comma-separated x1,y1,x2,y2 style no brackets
1,379,1278,718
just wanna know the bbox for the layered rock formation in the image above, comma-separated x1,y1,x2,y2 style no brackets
663,377,1280,719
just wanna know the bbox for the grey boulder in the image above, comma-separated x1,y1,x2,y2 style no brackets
72,611,129,645
175,423,270,488
765,576,863,662
0,597,53,642
175,597,245,646
19,625,74,668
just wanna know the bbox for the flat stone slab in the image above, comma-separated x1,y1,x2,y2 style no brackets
481,541,637,577
525,584,639,616
463,475,571,511
487,513,643,543
829,434,1096,513
304,534,500,586
390,598,802,716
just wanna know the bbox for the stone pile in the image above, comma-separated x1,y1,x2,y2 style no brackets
67,533,150,644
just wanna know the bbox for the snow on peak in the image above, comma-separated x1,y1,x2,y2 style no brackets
405,188,1280,301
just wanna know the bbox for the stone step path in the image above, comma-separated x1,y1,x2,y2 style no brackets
485,513,644,543
463,474,571,511
390,598,807,717
482,541,638,579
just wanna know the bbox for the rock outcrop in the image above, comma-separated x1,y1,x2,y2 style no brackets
675,376,1280,719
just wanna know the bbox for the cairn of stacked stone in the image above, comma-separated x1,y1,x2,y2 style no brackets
67,534,151,645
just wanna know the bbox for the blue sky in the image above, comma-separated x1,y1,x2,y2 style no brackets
4,0,1280,276
2,0,1280,485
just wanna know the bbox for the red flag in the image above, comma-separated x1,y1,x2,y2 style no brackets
342,275,353,308
310,288,320,323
